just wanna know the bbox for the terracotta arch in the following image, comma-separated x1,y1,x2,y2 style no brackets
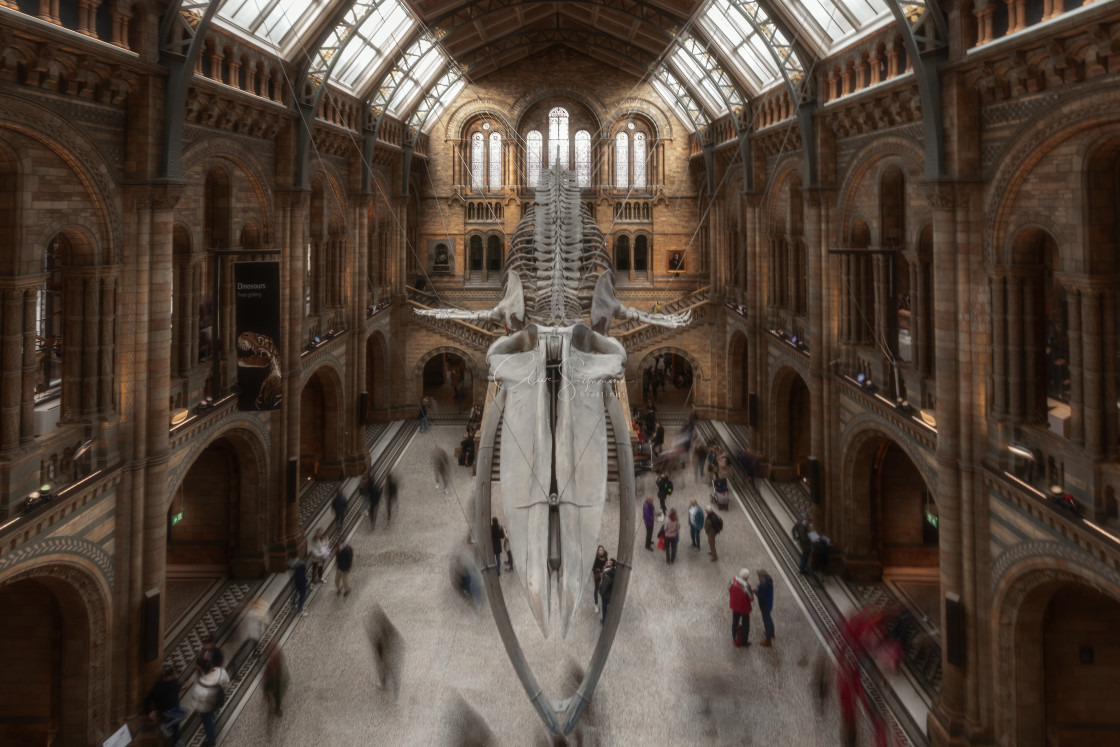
168,424,269,576
364,329,391,421
838,424,934,579
299,363,346,480
0,559,112,745
768,365,811,480
727,330,749,414
991,555,1120,746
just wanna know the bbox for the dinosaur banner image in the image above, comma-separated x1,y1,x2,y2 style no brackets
234,261,282,411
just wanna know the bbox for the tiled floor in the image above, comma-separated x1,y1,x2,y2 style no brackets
218,425,888,745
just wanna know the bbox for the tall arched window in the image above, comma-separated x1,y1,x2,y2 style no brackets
488,132,502,190
548,107,569,167
486,235,503,272
575,130,591,188
527,131,542,188
615,234,630,271
615,132,629,190
471,132,485,190
469,235,483,273
633,132,647,190
634,234,649,272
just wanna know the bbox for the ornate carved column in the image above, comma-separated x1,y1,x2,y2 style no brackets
973,3,995,45
111,9,130,49
61,273,84,423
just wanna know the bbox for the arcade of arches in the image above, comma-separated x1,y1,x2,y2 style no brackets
1,0,1119,744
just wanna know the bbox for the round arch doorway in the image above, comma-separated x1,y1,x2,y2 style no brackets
637,349,694,413
422,352,473,412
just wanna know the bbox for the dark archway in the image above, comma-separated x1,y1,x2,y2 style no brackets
727,331,749,416
422,352,474,412
846,431,937,582
1041,586,1120,744
365,331,390,422
300,366,343,480
636,348,695,412
167,430,265,587
0,577,91,744
770,369,811,481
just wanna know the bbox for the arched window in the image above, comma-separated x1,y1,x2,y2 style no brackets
575,130,591,188
35,238,64,399
471,132,485,190
548,107,569,167
615,235,631,271
486,235,503,272
633,132,647,190
488,132,502,190
527,130,542,188
615,132,629,190
634,234,649,272
469,235,483,272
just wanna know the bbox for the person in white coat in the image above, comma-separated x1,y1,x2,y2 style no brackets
191,660,230,746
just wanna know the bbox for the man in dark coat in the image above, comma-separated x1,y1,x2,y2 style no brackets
598,559,616,624
332,488,347,533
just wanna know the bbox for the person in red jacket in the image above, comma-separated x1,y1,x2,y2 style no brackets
728,568,754,647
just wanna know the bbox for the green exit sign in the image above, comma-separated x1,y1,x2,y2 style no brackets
171,511,183,526
925,511,938,529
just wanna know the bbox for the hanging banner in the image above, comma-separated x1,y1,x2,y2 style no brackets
234,261,282,411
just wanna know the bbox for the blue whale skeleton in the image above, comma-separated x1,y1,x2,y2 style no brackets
415,166,691,736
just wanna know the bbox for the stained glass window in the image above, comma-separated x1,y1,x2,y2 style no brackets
633,132,647,190
615,132,629,190
527,131,542,188
470,132,484,191
575,130,591,188
489,132,502,190
548,107,569,168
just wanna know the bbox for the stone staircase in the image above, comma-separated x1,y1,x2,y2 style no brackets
615,286,711,351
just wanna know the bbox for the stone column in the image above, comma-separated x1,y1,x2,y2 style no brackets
1,288,22,451
926,184,965,743
82,273,101,418
1103,294,1118,457
284,192,308,553
99,274,115,416
1022,274,1040,421
1083,289,1104,459
21,287,37,445
1006,274,1023,422
61,273,84,423
990,272,1007,420
805,188,827,530
1067,285,1084,444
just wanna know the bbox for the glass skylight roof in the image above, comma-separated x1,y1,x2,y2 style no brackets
332,1,416,91
220,0,326,48
212,0,896,140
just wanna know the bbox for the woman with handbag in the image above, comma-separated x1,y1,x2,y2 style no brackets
661,509,681,564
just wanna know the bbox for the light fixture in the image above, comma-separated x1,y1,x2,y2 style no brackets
170,408,189,426
919,409,937,427
1007,443,1035,460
